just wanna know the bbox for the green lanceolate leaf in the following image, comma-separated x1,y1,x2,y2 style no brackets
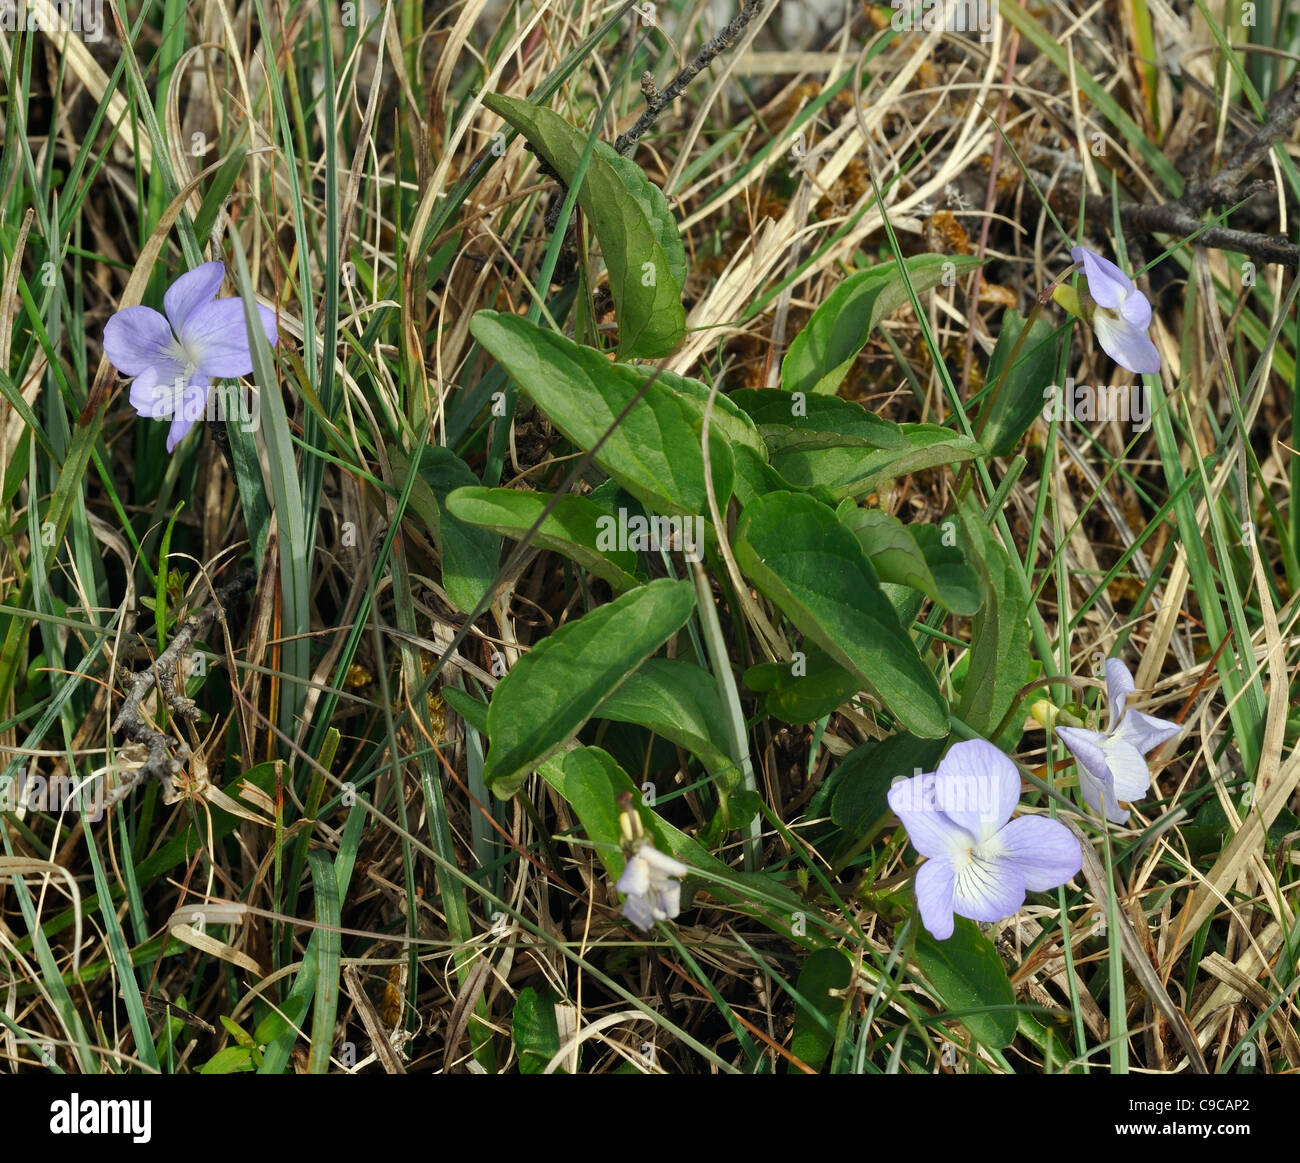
976,308,1063,458
630,367,769,458
199,1046,255,1074
387,445,499,615
837,505,981,615
914,917,1018,1049
443,686,489,735
733,492,948,737
471,310,733,515
598,146,687,291
593,657,733,778
790,948,853,1071
513,987,566,1074
482,92,685,357
633,370,768,506
955,495,1030,748
781,254,983,397
446,486,643,592
906,522,982,614
771,424,983,501
730,388,907,453
193,145,249,245
483,579,696,795
743,646,862,724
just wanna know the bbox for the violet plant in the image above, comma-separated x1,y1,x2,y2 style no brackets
886,739,1082,940
1054,658,1181,825
1055,246,1161,375
30,0,1288,1082
102,262,278,452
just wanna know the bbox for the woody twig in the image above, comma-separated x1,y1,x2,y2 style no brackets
1063,74,1300,270
613,0,765,157
538,0,766,238
109,567,257,805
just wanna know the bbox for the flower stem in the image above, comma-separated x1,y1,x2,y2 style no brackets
987,673,1082,742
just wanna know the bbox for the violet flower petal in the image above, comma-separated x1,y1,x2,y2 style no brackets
1058,657,1179,823
620,893,656,932
641,845,690,879
616,856,650,898
654,879,682,919
162,262,225,335
181,298,278,378
616,841,688,931
1056,725,1127,823
1104,657,1137,725
1069,246,1160,375
1092,312,1162,375
1120,289,1152,330
914,859,957,940
1071,246,1133,309
930,738,1020,844
103,306,181,376
1098,737,1153,803
887,772,976,860
894,741,1086,939
165,375,211,453
950,851,1026,925
1112,708,1181,755
105,264,279,454
128,363,189,418
990,815,1082,891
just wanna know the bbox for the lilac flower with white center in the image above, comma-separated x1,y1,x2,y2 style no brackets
886,738,1082,941
1069,246,1161,375
615,804,689,932
1054,657,1180,826
102,262,278,452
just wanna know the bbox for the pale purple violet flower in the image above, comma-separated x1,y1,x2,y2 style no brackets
617,839,689,932
887,738,1082,941
1055,657,1180,826
1071,246,1161,375
102,262,278,452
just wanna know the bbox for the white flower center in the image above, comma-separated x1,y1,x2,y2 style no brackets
951,844,1003,907
167,335,203,380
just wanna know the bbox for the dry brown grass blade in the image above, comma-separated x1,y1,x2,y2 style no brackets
1064,818,1208,1072
1188,920,1299,1066
342,965,409,1074
1166,631,1300,959
542,1008,676,1075
1244,535,1288,810
670,20,994,374
166,43,239,228
0,208,33,368
442,953,495,1072
0,858,83,977
31,0,153,175
1008,916,1108,1042
404,0,551,411
167,919,263,976
1195,951,1300,1069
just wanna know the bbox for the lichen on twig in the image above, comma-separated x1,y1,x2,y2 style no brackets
537,0,766,240
613,0,765,158
108,567,257,806
1067,74,1300,270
